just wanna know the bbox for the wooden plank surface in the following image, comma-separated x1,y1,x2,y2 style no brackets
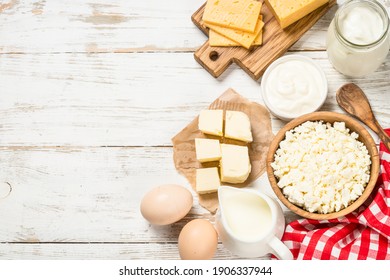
0,0,207,53
0,0,347,54
0,243,251,260
0,51,388,147
0,0,389,260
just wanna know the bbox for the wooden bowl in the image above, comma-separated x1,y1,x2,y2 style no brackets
266,111,380,220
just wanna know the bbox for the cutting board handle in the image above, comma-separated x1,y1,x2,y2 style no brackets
194,42,243,78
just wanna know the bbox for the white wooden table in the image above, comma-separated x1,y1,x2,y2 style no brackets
0,0,389,260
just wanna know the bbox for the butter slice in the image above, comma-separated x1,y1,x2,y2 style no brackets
220,144,251,184
198,109,223,137
203,0,262,32
195,138,222,163
206,18,264,49
225,111,253,143
196,167,221,194
265,0,329,29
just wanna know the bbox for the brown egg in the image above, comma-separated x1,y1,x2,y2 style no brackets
140,184,193,225
178,219,218,260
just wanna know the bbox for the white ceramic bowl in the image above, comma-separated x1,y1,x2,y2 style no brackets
261,55,328,121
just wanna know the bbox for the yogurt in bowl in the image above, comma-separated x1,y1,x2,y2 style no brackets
261,55,328,121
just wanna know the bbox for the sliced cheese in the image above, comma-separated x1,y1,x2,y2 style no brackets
209,30,263,47
220,144,251,184
209,16,263,48
196,167,221,194
209,30,241,47
203,0,262,33
206,18,264,49
195,138,222,163
252,29,263,45
225,111,253,143
198,109,224,137
265,0,329,29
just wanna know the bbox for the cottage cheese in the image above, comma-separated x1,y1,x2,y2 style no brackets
271,121,371,214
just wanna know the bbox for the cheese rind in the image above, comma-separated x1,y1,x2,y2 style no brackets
203,0,262,32
220,144,251,183
265,0,329,29
195,138,222,163
196,167,221,194
198,109,224,137
224,110,253,143
206,18,264,49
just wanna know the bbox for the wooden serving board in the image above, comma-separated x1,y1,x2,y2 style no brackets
192,0,336,80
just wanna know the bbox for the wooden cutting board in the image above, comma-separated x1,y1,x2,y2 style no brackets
192,0,336,80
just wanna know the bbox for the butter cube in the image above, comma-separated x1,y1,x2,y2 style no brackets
220,144,251,183
198,109,223,137
195,138,222,163
265,0,329,29
196,167,221,194
225,111,253,143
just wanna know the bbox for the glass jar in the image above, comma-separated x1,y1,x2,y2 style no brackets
326,0,390,77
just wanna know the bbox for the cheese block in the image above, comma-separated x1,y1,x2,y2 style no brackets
202,0,262,33
196,167,221,194
224,111,253,143
206,18,264,49
195,138,222,163
220,144,251,184
198,109,223,137
265,0,329,29
209,16,263,47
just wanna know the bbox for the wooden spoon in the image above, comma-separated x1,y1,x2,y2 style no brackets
336,83,390,151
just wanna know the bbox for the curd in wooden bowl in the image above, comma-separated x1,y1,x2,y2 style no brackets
266,112,380,220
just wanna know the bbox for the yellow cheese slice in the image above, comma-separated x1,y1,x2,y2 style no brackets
206,16,264,49
209,27,263,47
252,30,263,45
206,18,264,49
202,0,262,33
265,0,329,29
209,30,240,47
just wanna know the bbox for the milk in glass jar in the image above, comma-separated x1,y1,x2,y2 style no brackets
326,0,390,77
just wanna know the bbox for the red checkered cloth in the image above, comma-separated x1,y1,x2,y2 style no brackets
281,129,390,260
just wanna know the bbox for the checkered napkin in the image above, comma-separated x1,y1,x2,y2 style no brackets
281,129,390,260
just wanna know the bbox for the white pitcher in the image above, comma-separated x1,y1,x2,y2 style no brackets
215,186,293,259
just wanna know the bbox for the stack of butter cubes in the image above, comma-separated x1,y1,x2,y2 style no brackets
203,0,264,49
195,109,253,194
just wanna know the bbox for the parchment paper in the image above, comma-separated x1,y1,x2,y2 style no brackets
172,88,274,213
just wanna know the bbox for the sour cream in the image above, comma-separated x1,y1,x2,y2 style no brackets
338,6,384,45
261,55,328,121
326,0,390,77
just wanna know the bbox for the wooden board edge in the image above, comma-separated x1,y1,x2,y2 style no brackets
191,3,208,36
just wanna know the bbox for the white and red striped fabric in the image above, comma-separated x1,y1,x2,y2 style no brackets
281,129,390,260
